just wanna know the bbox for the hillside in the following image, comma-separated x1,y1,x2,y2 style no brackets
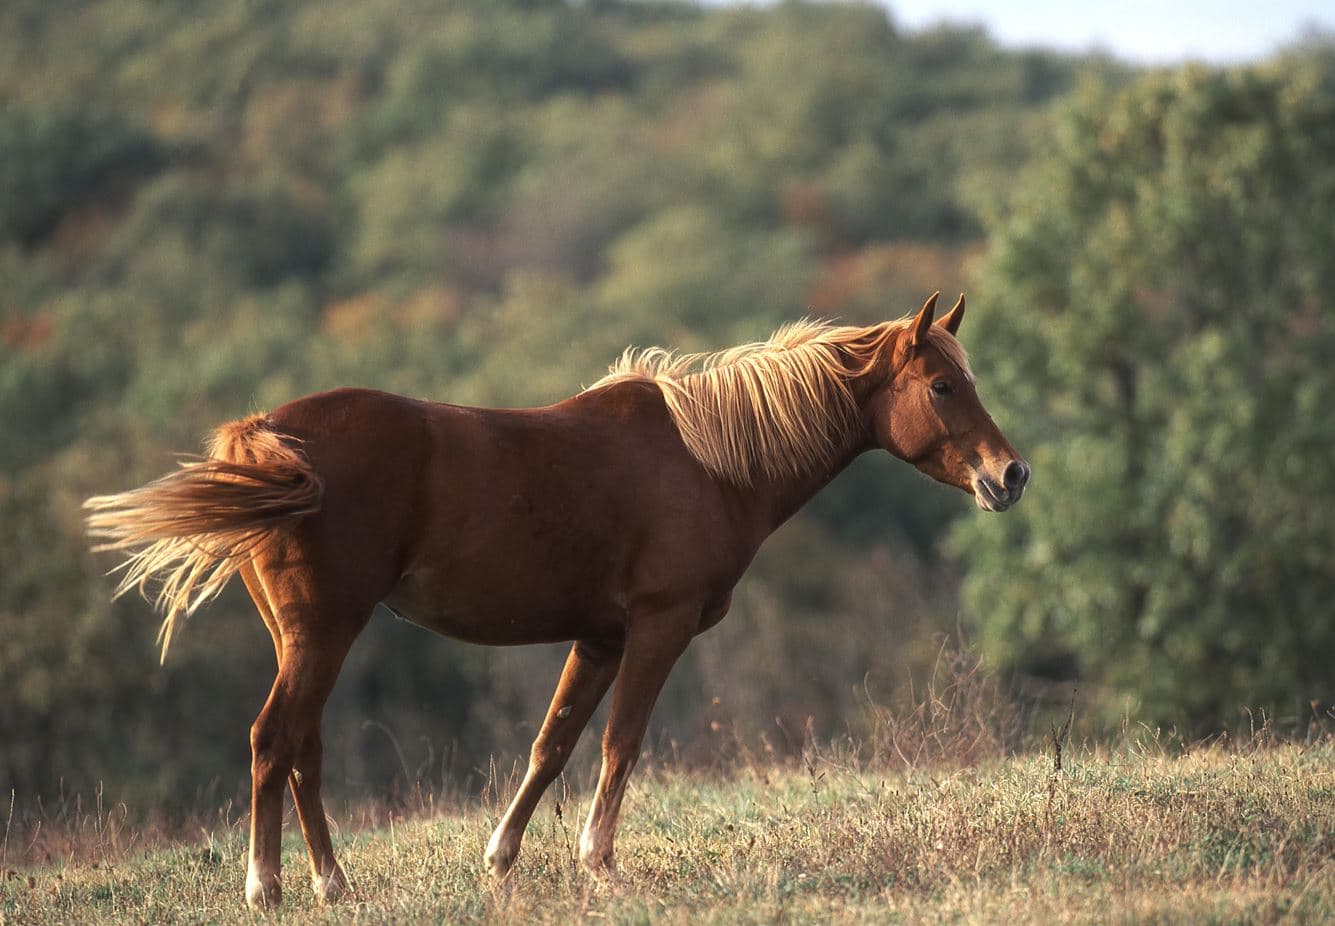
5,0,1332,835
0,0,1120,810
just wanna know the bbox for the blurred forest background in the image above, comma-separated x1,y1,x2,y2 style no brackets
2,0,1332,818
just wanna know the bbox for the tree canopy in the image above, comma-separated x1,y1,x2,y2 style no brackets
1,0,1329,812
954,56,1335,731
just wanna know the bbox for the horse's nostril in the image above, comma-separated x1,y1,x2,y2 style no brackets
1003,461,1028,491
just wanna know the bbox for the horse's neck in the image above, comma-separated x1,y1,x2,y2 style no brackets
735,355,891,533
736,423,869,536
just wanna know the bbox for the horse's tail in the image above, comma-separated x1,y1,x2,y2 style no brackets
85,414,322,662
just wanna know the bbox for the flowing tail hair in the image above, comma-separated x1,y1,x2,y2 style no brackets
84,414,322,662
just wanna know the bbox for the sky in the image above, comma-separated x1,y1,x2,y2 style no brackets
883,0,1335,64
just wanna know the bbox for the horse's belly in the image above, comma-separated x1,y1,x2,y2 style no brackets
382,570,623,646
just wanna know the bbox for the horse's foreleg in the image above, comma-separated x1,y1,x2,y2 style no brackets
578,617,693,875
485,639,621,879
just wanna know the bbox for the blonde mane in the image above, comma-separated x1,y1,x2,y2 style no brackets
587,317,972,486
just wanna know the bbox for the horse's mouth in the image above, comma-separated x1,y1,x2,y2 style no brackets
972,477,1014,512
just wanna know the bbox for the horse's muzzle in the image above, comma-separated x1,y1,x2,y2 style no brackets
972,460,1029,512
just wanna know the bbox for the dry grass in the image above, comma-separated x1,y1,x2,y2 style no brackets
4,721,1332,923
3,749,1332,923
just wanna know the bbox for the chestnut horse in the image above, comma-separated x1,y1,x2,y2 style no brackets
86,293,1027,908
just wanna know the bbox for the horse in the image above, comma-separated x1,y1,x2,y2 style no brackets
85,292,1028,908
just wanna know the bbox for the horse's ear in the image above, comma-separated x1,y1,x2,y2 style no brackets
910,291,939,347
938,293,965,336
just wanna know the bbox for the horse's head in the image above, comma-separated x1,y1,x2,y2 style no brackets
868,292,1028,512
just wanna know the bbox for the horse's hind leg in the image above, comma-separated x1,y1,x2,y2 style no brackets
241,563,283,665
243,563,369,910
242,562,352,904
288,726,344,901
485,640,621,879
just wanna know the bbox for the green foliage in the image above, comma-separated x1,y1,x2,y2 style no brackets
343,107,525,285
596,204,816,342
0,0,1230,817
0,105,165,246
955,58,1335,730
107,175,334,288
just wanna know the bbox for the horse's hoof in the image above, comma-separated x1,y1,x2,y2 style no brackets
587,866,624,892
313,868,347,903
245,871,282,909
580,851,619,883
485,852,516,881
484,831,519,880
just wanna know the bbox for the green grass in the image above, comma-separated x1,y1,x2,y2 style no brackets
4,742,1332,924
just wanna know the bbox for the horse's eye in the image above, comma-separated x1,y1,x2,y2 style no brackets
931,380,952,397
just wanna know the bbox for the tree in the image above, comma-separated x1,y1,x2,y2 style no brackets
0,0,1107,811
0,105,165,247
954,56,1335,731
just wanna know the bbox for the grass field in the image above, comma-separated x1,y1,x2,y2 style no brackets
3,735,1332,924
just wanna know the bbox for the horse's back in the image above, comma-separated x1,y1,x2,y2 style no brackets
258,383,749,644
400,381,744,643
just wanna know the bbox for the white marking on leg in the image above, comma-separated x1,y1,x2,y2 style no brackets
579,803,614,873
312,866,346,903
245,845,279,908
484,819,522,878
